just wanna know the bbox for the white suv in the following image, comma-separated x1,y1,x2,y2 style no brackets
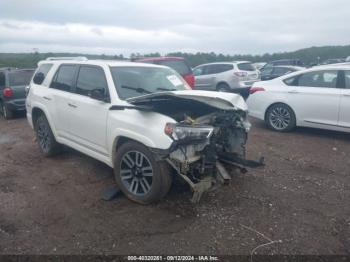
193,61,260,97
26,57,257,204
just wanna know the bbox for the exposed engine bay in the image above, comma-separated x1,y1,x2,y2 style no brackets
127,92,264,202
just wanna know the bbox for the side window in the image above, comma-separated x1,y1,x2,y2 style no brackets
36,64,53,79
50,65,77,92
216,64,234,74
76,66,108,96
345,71,350,89
0,72,5,87
193,67,203,76
298,70,338,88
206,65,219,75
284,75,298,86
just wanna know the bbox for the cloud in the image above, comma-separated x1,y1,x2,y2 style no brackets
0,0,349,55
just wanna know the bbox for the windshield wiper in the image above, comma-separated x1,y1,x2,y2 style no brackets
121,85,152,94
156,87,178,91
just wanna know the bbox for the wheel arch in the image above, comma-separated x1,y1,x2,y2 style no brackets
31,106,58,138
216,81,230,90
111,136,154,166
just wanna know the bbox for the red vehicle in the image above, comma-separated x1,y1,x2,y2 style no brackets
135,57,195,88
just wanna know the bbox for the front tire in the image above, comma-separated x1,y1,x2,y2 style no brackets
34,114,62,156
114,141,172,204
265,103,296,132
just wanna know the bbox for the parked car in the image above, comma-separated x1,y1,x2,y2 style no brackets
262,59,304,69
135,57,195,88
26,57,260,204
247,64,350,133
193,61,260,97
0,68,35,119
260,66,304,81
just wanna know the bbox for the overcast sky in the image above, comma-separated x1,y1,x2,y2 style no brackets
0,0,349,55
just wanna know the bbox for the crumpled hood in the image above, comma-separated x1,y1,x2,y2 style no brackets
126,90,248,111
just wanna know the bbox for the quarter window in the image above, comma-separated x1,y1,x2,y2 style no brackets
50,65,77,92
76,66,108,96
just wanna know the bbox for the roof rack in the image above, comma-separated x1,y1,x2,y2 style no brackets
45,56,88,61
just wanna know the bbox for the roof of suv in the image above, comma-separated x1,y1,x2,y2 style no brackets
194,61,252,67
135,56,185,62
38,59,167,69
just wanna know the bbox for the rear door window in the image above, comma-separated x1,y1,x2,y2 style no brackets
156,60,191,75
76,66,108,97
50,65,77,92
237,63,255,71
9,70,34,86
297,70,338,88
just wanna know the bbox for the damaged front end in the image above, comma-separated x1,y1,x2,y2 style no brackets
164,110,263,202
128,91,264,202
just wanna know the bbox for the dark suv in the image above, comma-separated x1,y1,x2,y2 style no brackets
135,57,195,88
0,68,35,119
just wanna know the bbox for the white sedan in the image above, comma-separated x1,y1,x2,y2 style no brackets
247,65,350,132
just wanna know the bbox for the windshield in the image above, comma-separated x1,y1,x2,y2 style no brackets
9,70,34,86
110,66,189,100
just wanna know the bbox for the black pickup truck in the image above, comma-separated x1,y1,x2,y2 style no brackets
0,68,34,119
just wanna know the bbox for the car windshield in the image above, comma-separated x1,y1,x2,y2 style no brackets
9,70,34,86
237,63,255,71
110,66,189,100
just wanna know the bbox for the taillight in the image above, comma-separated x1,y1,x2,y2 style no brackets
183,74,195,89
234,72,248,77
249,87,265,94
3,87,13,98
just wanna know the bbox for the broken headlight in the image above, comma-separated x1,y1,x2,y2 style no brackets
164,123,214,141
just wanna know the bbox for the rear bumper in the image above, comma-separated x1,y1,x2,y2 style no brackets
4,98,26,111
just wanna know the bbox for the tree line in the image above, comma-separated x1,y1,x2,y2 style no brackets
1,45,349,69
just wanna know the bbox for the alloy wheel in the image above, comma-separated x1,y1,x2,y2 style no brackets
269,106,291,130
37,119,51,152
120,151,154,196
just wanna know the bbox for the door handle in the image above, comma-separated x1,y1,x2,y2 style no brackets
288,90,299,94
68,103,77,108
343,93,350,97
43,96,52,101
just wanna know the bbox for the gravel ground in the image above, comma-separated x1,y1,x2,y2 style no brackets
0,115,349,255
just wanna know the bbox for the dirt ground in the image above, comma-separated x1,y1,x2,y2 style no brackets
0,114,349,255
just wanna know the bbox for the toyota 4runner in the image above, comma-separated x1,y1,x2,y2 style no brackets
26,57,262,204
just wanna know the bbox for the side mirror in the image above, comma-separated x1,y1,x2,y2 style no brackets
33,72,45,85
89,88,109,102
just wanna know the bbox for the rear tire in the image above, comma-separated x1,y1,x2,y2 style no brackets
265,103,296,132
114,141,172,204
34,114,62,156
217,83,230,92
1,102,14,120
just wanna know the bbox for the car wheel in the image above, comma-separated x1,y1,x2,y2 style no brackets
34,114,62,156
217,83,230,92
1,102,14,120
265,103,296,132
114,141,172,204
